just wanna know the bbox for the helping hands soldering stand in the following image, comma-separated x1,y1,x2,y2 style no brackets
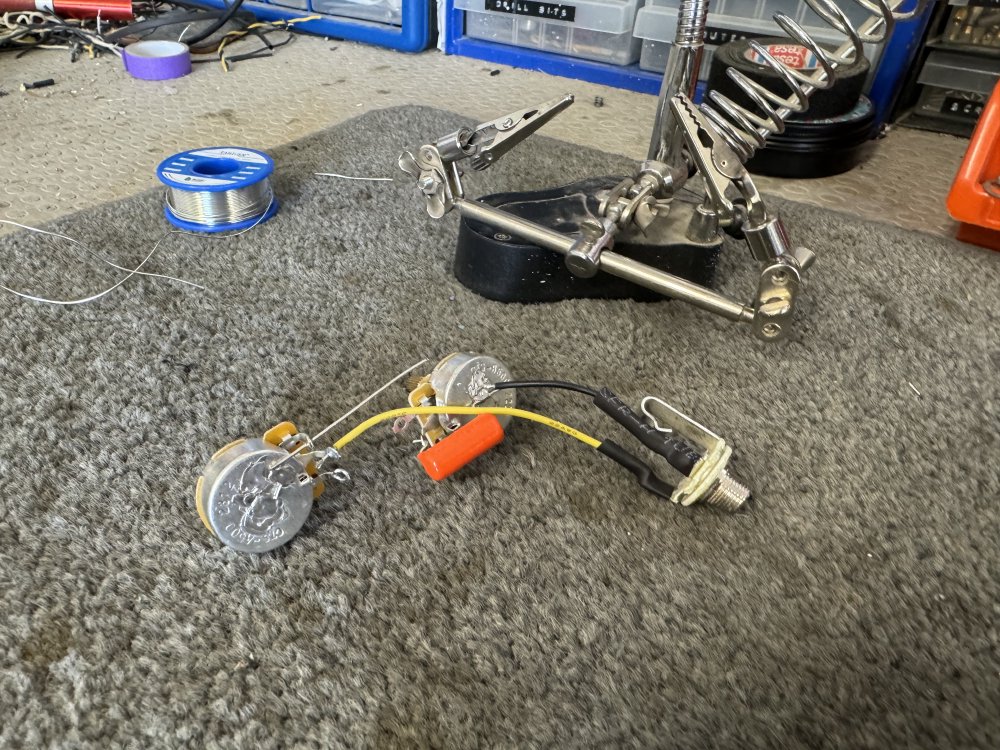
400,0,927,341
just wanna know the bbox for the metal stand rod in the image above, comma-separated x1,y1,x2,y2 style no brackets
599,252,754,322
455,199,755,323
647,0,708,163
456,198,575,253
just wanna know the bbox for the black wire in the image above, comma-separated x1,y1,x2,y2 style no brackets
492,381,675,499
493,379,702,476
680,184,703,200
491,380,600,399
0,3,241,57
221,29,293,67
490,379,710,498
180,0,246,46
104,10,225,42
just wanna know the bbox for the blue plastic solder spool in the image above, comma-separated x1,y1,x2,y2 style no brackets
156,147,279,233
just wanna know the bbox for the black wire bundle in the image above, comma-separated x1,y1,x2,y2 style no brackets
0,0,259,62
103,0,252,48
0,11,121,59
177,0,245,46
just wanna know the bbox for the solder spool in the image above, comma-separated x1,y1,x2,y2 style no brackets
156,147,279,233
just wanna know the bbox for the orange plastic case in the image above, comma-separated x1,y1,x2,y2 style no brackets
417,414,505,481
947,79,1000,251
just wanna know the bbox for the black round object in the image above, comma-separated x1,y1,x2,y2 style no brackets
744,95,877,179
707,37,870,120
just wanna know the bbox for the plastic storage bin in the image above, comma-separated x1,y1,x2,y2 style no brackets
940,3,1000,50
911,50,1000,136
311,0,403,25
196,0,431,51
633,0,876,81
454,0,643,66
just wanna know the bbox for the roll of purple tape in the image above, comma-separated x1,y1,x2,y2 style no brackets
123,41,192,81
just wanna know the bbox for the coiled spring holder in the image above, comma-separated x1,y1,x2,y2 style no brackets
698,0,930,162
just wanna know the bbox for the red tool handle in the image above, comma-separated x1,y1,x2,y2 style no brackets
417,414,505,482
0,0,133,20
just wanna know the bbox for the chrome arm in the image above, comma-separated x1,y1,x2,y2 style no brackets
454,199,755,323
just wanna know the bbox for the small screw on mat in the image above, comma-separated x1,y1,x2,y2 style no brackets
21,79,55,91
594,96,604,108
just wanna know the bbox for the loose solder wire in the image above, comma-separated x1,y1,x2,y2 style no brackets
0,220,204,305
2,175,277,304
268,358,431,473
315,172,394,182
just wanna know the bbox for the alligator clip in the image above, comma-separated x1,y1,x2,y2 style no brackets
670,93,745,223
466,94,575,171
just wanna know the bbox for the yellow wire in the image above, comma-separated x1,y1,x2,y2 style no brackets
332,406,602,451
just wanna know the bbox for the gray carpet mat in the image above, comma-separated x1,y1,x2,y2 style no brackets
1,106,998,748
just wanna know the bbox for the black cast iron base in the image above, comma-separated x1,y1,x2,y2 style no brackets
454,177,723,304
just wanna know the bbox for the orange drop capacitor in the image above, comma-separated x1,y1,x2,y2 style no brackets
417,413,505,481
